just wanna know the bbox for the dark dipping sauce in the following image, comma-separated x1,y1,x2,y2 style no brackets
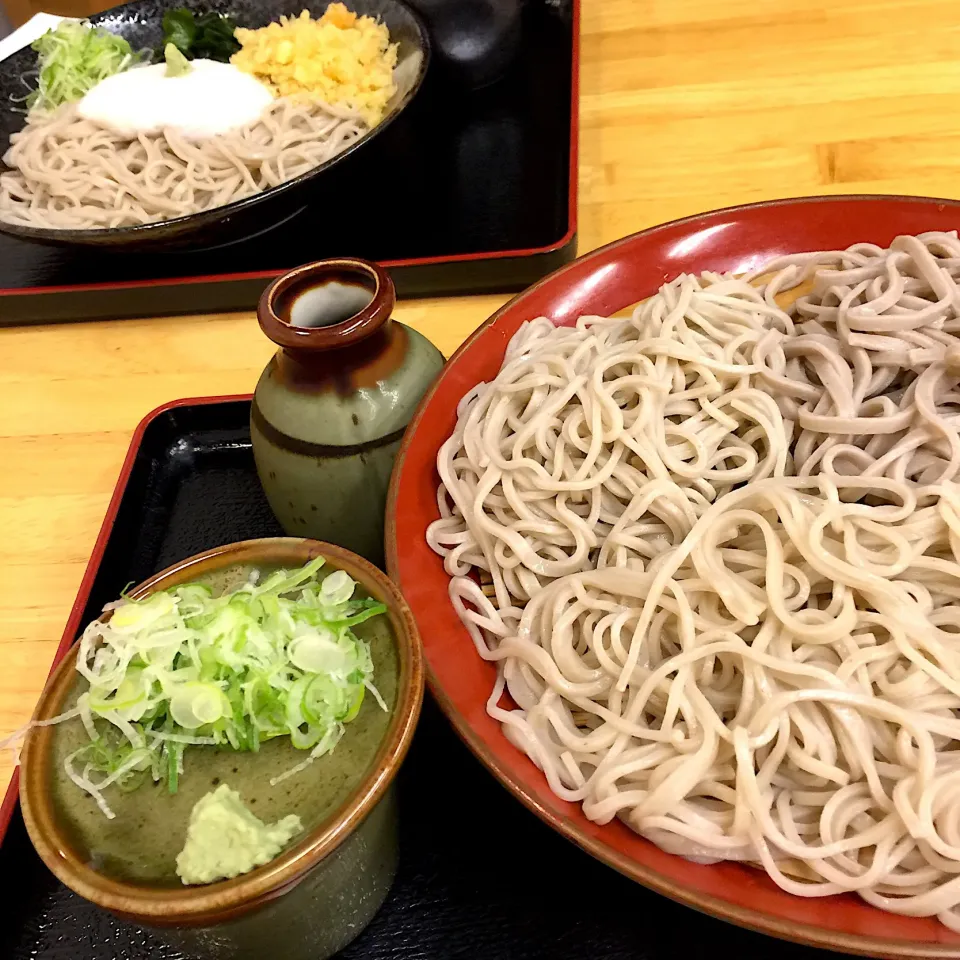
47,563,398,887
273,274,376,329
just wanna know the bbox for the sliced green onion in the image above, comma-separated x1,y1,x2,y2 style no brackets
21,558,386,818
169,682,227,729
27,20,147,114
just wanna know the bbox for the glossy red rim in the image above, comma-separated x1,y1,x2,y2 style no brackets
0,1,580,300
386,195,960,959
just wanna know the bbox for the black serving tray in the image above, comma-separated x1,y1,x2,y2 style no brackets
0,398,845,960
0,0,578,326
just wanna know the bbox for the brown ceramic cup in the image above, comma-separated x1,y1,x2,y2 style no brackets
19,538,423,960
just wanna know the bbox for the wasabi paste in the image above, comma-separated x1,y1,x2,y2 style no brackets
176,784,302,885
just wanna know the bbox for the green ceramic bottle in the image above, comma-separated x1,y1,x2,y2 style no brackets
251,258,444,567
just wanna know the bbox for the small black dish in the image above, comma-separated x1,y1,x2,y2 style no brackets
0,0,430,251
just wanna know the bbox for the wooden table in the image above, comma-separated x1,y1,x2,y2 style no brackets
2,0,960,797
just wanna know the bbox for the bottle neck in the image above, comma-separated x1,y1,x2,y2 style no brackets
274,320,408,395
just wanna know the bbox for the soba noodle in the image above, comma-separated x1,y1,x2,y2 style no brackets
0,96,365,228
427,231,960,929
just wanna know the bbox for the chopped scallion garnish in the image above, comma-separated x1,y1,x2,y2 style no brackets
4,557,386,819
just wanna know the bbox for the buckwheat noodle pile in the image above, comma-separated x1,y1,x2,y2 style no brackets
0,97,364,228
427,231,960,929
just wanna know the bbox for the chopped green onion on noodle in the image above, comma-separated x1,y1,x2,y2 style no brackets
28,21,146,114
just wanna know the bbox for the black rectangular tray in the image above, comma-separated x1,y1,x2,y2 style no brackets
0,397,843,960
0,0,578,326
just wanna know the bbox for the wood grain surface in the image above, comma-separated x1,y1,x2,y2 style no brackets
2,0,959,797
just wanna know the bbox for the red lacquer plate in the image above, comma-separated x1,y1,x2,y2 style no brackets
386,195,960,959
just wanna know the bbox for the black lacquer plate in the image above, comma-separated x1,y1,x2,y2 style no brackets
0,398,846,960
0,0,429,249
0,0,578,323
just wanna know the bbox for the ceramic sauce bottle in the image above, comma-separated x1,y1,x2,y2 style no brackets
252,258,444,567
